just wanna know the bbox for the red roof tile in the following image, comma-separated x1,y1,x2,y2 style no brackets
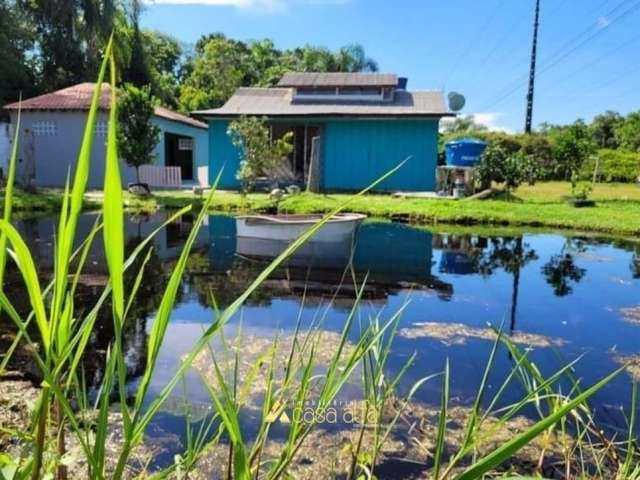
4,83,207,129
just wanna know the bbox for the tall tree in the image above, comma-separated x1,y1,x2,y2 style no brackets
0,0,37,107
22,0,86,90
179,36,247,111
590,110,623,149
123,0,151,87
616,111,640,152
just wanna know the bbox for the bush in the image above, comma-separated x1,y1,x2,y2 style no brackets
478,145,539,191
227,116,293,191
579,149,640,183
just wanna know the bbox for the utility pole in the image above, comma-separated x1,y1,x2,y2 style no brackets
525,0,541,134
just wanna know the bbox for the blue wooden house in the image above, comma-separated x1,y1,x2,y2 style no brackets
194,73,453,192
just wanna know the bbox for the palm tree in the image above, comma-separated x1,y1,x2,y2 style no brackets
334,44,379,72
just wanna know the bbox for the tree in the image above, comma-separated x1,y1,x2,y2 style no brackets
227,116,293,191
590,110,622,149
547,120,595,179
334,44,378,72
616,111,640,152
117,84,160,184
180,37,247,111
123,0,151,87
0,0,37,108
141,30,183,107
477,144,539,191
440,115,488,135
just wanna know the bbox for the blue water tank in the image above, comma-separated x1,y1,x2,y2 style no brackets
445,138,488,167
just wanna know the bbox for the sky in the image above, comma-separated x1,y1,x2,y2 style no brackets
140,0,640,132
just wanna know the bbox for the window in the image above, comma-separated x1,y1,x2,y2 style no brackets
178,138,193,151
96,121,108,136
33,120,57,136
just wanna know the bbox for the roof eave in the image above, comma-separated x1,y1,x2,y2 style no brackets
194,112,455,120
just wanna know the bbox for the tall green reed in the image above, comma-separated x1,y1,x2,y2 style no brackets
0,41,636,480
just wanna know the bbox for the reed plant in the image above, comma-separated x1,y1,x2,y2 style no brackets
0,44,638,480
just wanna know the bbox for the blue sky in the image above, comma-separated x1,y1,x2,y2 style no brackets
140,0,640,132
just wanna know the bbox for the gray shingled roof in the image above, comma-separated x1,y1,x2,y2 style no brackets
194,87,452,118
277,72,398,88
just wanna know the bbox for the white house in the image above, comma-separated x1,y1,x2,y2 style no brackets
3,83,209,189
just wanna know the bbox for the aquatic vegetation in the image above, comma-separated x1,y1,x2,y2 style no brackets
621,306,640,325
398,321,566,348
0,47,638,480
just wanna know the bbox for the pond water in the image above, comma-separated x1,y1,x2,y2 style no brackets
4,211,640,469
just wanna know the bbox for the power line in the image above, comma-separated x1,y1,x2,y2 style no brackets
443,0,507,86
477,0,635,108
479,0,640,111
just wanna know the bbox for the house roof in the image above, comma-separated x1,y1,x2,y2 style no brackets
277,72,399,88
194,87,452,118
4,83,207,129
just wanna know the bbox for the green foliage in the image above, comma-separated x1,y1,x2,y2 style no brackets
0,0,37,109
179,33,378,111
580,149,640,183
543,120,596,180
478,144,539,190
179,37,247,111
616,111,640,152
227,116,293,190
116,84,161,182
590,110,623,149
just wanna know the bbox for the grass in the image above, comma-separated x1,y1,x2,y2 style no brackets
0,52,639,478
5,181,640,236
82,181,640,236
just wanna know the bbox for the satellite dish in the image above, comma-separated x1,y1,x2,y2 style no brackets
448,92,466,112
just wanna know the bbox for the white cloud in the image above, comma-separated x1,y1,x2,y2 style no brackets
440,111,514,133
145,0,347,11
471,112,514,133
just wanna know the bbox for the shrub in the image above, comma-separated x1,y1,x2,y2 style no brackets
478,145,539,191
227,116,293,191
117,84,161,184
580,149,640,183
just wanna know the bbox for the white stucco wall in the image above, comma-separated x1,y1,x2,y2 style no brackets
0,122,10,178
9,110,137,189
7,110,209,189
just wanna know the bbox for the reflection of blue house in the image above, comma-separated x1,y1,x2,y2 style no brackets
208,215,237,273
353,223,433,283
194,73,453,192
439,251,476,275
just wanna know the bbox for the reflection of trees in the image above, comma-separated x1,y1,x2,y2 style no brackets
188,251,276,309
632,253,640,279
541,239,586,297
542,254,586,297
469,237,538,331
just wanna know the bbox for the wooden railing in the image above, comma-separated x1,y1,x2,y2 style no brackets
139,165,182,188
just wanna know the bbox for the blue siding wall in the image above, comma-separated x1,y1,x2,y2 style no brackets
322,119,439,191
209,120,242,189
208,117,440,191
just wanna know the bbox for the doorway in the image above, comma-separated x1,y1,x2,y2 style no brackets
165,132,194,181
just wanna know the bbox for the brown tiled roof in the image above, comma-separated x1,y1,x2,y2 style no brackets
194,87,452,118
277,72,398,88
4,82,111,111
4,83,207,129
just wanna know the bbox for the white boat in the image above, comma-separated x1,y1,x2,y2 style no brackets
235,213,366,243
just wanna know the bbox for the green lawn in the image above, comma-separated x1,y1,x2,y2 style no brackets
5,182,640,236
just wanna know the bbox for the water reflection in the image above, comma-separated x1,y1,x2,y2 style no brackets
3,213,640,446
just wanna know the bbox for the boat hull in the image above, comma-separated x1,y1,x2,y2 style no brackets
235,213,366,243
